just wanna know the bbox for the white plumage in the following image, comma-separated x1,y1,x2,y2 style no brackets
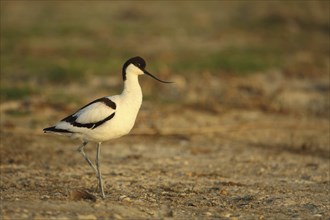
43,56,172,198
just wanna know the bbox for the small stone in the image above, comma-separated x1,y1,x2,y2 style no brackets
205,212,212,216
113,214,122,219
94,203,101,208
123,197,132,202
148,197,156,202
220,189,228,195
119,195,132,202
21,213,29,218
119,195,127,200
224,213,232,218
77,214,97,220
41,195,50,200
70,190,97,202
33,214,45,220
187,202,196,207
56,217,69,220
53,192,62,197
159,204,173,217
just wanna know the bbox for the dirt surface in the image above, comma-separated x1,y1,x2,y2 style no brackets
1,73,329,219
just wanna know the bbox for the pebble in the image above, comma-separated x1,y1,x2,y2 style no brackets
159,204,173,217
77,214,97,220
113,213,123,219
41,195,50,200
224,213,232,218
56,217,69,220
148,197,156,202
21,213,29,219
53,192,62,197
123,197,132,202
220,189,228,195
119,195,127,200
33,214,45,220
205,212,212,216
119,195,132,202
161,191,170,196
94,203,101,208
70,190,97,202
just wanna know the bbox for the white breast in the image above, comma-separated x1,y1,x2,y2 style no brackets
84,77,143,142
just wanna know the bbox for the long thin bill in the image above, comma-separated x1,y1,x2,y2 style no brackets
144,70,173,83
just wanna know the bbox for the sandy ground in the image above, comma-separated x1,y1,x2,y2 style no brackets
0,74,329,219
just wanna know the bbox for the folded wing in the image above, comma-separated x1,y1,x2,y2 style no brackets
44,97,117,133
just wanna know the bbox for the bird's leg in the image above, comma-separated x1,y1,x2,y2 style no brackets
77,141,99,178
96,142,105,199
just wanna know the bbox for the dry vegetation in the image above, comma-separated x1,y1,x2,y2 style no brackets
1,1,329,219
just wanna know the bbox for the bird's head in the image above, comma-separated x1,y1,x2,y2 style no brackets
122,56,173,83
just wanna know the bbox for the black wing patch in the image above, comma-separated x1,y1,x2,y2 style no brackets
43,126,73,133
60,97,116,129
74,97,116,112
64,112,115,129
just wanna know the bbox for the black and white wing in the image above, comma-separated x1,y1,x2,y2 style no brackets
43,97,117,134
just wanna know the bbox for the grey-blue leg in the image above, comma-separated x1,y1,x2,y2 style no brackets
77,141,98,178
96,142,105,198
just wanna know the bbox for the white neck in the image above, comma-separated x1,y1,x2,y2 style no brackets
121,73,143,105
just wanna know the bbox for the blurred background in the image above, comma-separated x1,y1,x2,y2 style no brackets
1,1,329,112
